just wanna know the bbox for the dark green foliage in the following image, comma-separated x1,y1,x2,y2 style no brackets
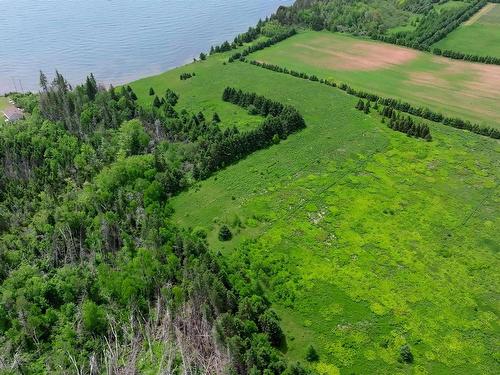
433,47,500,66
219,225,233,241
149,87,155,96
258,309,284,347
399,344,414,363
165,88,179,106
305,344,319,362
364,101,371,114
228,29,297,63
180,72,196,80
153,95,161,108
212,112,221,123
199,52,207,61
210,20,266,55
384,110,432,141
283,362,312,375
38,71,137,138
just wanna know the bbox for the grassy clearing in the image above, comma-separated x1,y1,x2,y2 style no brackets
130,46,500,374
434,0,469,12
249,30,500,129
433,3,500,58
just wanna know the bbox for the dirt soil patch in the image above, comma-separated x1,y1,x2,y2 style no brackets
294,38,418,71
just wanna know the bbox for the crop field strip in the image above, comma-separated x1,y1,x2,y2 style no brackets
433,2,500,58
247,31,500,131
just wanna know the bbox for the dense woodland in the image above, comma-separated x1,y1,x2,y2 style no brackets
0,73,309,374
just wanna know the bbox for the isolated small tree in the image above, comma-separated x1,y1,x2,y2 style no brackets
199,52,207,61
149,87,155,96
212,112,221,123
153,95,161,108
399,344,414,363
306,345,319,362
218,225,232,241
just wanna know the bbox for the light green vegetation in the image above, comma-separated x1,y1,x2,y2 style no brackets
387,14,420,34
250,30,500,129
434,0,469,12
434,3,500,57
130,47,500,374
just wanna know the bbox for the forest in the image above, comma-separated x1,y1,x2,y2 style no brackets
0,73,309,374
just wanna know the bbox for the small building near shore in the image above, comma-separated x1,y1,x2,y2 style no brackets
2,107,24,123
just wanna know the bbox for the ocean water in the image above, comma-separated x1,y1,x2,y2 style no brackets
0,0,293,93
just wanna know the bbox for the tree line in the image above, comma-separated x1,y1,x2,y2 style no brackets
433,48,500,66
356,99,432,140
379,103,432,141
247,59,500,140
209,19,265,55
228,28,297,63
180,72,196,80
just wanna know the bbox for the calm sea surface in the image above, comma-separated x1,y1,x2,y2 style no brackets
0,0,293,93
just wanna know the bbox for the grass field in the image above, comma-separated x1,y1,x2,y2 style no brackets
434,3,500,58
249,31,500,129
130,44,500,374
0,97,9,124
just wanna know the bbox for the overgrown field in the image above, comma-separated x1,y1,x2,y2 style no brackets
249,31,500,129
130,48,500,374
433,3,500,58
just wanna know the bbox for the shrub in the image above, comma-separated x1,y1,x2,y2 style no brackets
305,344,319,362
399,344,414,363
82,300,107,335
218,225,232,241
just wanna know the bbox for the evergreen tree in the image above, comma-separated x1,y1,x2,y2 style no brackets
149,87,155,96
218,225,232,241
212,112,221,123
399,344,414,363
305,345,319,362
153,95,161,108
364,101,371,114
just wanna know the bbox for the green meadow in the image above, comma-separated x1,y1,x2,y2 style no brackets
249,31,500,129
130,47,500,374
433,3,500,58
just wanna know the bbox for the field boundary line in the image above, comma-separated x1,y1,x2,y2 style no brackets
464,3,495,25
